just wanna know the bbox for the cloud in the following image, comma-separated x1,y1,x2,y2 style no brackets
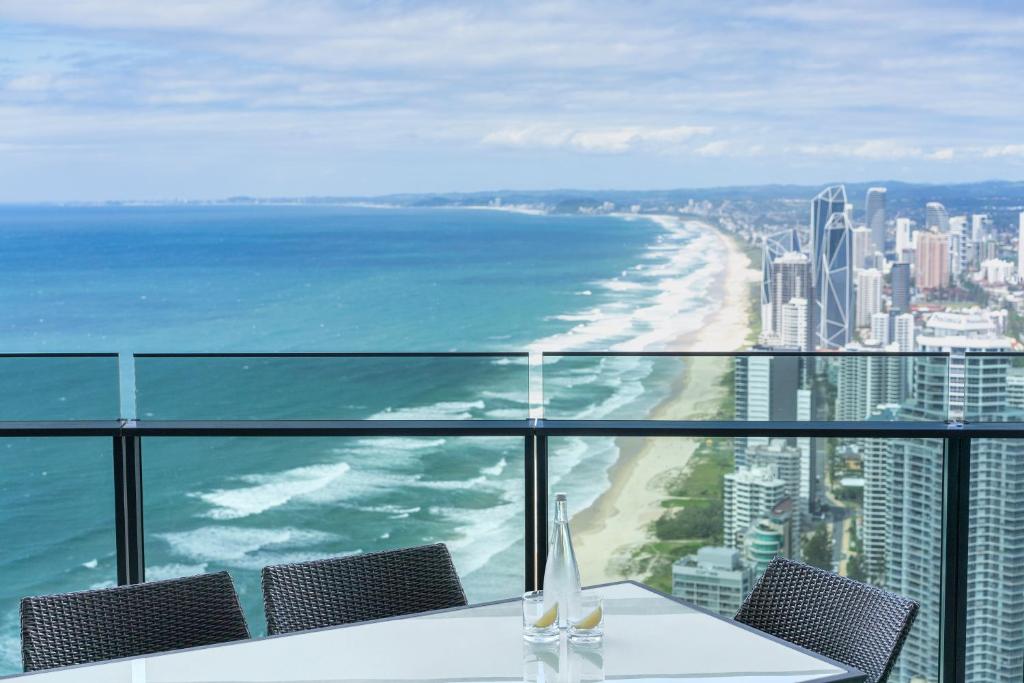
481,125,712,153
983,145,1024,158
1,0,1023,197
795,140,963,162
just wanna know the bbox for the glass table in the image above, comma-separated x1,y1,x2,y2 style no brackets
6,581,864,682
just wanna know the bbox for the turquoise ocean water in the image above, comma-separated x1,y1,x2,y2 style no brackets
0,205,721,671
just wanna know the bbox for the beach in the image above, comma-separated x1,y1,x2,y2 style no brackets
571,218,757,583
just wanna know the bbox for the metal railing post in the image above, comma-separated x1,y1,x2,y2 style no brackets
523,427,550,592
536,433,548,589
940,434,970,683
113,433,145,585
524,432,537,591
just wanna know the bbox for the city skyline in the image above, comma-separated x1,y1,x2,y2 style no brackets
2,1,1024,201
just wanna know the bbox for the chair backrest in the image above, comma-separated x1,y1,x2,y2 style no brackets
262,543,468,635
735,557,918,683
20,571,250,672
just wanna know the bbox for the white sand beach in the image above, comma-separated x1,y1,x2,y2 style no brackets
571,219,757,583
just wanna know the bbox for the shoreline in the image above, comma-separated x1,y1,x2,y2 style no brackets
571,218,757,584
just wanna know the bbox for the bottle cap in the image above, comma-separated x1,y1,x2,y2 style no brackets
555,492,567,501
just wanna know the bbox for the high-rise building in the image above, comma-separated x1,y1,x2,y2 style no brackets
723,466,786,549
981,258,1014,284
748,440,803,511
895,217,913,255
972,213,990,242
862,405,900,584
744,505,795,575
925,201,950,232
733,353,805,465
856,268,882,328
894,313,915,352
672,547,754,617
890,262,911,313
770,252,811,348
760,228,802,334
780,298,810,352
1008,369,1024,410
1018,211,1024,278
870,312,890,345
810,186,848,347
836,351,906,421
915,231,950,290
851,226,872,270
865,187,887,251
817,212,854,348
949,215,968,277
882,316,1024,682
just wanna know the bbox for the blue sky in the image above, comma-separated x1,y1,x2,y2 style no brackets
1,0,1022,201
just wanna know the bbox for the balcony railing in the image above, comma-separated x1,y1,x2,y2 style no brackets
1,351,1022,682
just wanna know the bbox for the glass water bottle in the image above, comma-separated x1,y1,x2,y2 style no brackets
542,492,581,628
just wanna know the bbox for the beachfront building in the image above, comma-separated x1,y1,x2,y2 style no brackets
865,187,887,252
744,503,796,575
770,251,812,349
760,228,802,334
723,466,786,550
671,547,754,617
810,185,848,348
878,315,1024,683
817,212,854,349
780,298,810,351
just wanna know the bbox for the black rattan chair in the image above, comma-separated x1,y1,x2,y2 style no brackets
21,571,250,672
262,543,467,635
735,557,918,683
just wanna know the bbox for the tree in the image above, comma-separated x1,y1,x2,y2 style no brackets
803,524,832,570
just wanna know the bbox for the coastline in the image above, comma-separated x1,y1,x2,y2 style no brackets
571,217,757,584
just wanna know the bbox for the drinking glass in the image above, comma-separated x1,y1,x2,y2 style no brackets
522,590,560,643
568,594,604,643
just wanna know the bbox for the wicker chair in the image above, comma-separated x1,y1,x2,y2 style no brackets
735,557,918,683
21,571,250,672
262,543,468,635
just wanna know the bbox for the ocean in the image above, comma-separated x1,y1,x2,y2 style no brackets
0,204,723,671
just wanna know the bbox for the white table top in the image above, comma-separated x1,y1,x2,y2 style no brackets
8,582,862,682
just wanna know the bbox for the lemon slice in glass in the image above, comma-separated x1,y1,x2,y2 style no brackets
533,603,558,628
574,606,602,630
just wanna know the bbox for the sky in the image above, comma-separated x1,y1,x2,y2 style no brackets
1,0,1022,201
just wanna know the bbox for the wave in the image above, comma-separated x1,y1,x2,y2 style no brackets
194,462,353,520
368,400,485,420
157,526,348,571
480,457,508,477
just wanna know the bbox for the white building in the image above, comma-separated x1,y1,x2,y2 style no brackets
1018,211,1024,278
856,268,882,328
852,225,872,270
894,313,915,352
871,312,890,345
972,213,990,243
672,547,754,617
926,201,949,232
981,258,1015,285
895,217,913,255
780,297,809,351
723,466,786,549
